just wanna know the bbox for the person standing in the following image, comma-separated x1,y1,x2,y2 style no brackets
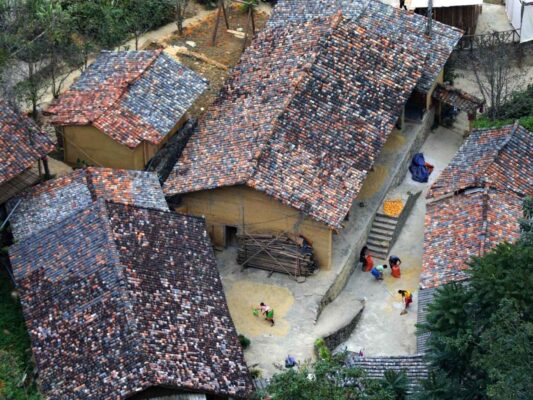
389,255,402,278
398,290,413,315
400,0,408,10
360,246,374,272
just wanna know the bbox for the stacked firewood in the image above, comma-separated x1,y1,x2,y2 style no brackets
237,233,317,277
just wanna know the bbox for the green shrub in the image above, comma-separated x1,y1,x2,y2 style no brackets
250,368,262,379
314,338,331,361
473,115,533,132
238,334,251,349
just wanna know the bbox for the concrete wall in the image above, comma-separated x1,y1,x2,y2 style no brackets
179,185,334,269
62,117,185,170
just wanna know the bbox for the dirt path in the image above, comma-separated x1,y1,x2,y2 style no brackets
37,1,274,110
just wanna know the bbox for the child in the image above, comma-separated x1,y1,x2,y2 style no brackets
370,264,387,280
259,302,275,326
398,290,413,315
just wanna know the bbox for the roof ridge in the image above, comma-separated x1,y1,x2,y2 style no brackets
247,14,345,185
475,121,519,189
91,50,162,126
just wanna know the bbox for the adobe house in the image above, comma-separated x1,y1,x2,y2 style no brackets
0,99,54,206
46,50,207,170
9,201,253,399
163,4,462,270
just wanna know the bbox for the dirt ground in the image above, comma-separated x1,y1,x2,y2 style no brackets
165,5,270,117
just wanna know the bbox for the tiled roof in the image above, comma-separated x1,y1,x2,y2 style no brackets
428,124,533,199
9,201,253,399
416,287,436,354
0,99,54,186
421,189,523,289
7,167,168,240
432,83,484,114
164,15,426,228
346,354,429,393
47,51,208,148
267,0,463,93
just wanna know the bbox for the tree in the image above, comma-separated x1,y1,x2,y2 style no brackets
469,36,525,119
124,0,173,49
36,0,83,99
258,353,400,400
419,212,533,400
174,0,190,36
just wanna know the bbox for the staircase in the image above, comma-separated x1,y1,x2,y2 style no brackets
366,213,398,260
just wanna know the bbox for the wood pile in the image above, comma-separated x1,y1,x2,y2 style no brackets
237,233,317,277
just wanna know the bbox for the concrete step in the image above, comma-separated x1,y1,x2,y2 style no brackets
374,214,398,226
367,238,390,249
367,231,394,242
372,221,397,232
376,212,399,221
367,245,388,259
370,226,396,237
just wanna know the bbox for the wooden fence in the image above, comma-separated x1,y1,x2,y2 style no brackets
456,29,521,51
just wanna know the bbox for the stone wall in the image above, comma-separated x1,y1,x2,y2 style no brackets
323,306,365,351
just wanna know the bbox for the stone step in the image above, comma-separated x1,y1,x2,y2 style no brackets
374,214,398,226
376,212,399,221
370,226,396,237
367,231,394,242
372,221,397,232
367,244,388,259
367,237,390,249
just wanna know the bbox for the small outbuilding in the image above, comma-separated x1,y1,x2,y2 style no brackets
9,201,253,399
46,50,207,170
0,99,54,205
407,0,483,35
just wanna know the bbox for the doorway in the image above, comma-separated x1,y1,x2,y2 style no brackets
225,225,238,248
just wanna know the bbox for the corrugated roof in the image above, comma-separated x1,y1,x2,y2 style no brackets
164,14,426,228
9,201,253,399
47,51,208,148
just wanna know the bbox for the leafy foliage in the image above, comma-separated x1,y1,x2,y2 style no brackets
258,353,401,400
474,84,533,132
238,334,251,349
419,223,533,400
0,267,40,399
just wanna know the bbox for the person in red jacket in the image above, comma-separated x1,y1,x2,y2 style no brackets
360,246,374,272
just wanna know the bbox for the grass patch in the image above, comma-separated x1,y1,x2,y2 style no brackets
0,266,41,399
473,116,533,131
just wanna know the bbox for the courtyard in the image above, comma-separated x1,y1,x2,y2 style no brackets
217,114,467,378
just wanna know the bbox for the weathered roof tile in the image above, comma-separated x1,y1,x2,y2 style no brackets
164,15,426,228
0,99,54,186
47,51,208,148
267,0,463,93
9,201,253,399
8,168,168,240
